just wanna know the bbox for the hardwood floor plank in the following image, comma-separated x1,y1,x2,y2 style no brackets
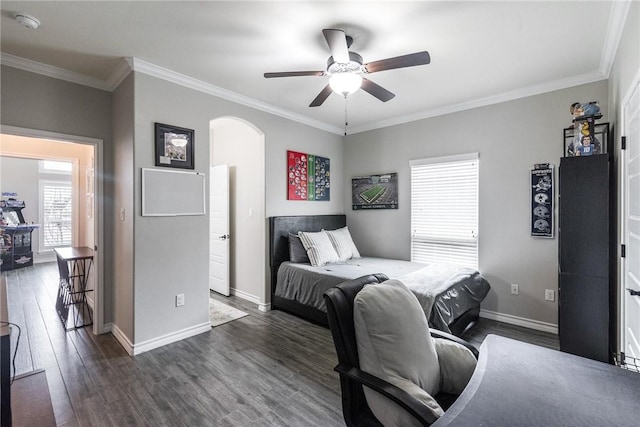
44,366,78,426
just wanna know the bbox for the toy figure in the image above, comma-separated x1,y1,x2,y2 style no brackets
570,101,601,121
576,135,594,156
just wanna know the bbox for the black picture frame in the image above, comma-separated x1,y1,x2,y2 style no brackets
352,172,398,210
154,123,194,169
530,164,554,238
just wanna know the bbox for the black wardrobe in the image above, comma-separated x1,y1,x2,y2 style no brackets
558,124,616,363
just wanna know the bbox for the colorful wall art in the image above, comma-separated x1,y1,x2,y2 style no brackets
287,150,330,201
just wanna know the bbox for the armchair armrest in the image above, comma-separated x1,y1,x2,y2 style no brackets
334,364,439,426
429,329,479,359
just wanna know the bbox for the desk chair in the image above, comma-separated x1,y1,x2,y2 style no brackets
324,275,478,427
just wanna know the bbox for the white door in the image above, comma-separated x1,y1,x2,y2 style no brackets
623,79,640,359
209,165,230,296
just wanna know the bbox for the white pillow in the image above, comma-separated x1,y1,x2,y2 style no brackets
325,226,361,261
298,230,340,266
354,279,444,426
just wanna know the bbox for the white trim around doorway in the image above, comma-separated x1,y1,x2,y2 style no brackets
1,125,106,335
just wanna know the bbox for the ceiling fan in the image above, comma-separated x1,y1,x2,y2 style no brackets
264,29,431,107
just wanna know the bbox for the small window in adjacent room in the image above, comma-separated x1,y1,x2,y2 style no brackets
39,180,73,248
410,153,479,268
39,160,72,175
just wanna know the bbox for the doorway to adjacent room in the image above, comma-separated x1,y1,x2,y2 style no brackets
0,127,104,334
209,117,267,310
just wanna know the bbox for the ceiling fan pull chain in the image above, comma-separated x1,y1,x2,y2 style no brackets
344,95,348,136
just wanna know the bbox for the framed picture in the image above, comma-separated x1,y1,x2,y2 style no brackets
530,164,554,238
286,150,330,201
352,173,398,210
155,123,194,169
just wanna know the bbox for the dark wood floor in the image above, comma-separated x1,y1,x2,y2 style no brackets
4,262,558,426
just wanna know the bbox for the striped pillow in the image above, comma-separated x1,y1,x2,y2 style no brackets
298,230,340,266
325,226,361,261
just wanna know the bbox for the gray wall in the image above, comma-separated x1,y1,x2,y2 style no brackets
0,65,114,324
344,80,609,326
129,72,343,343
112,73,135,339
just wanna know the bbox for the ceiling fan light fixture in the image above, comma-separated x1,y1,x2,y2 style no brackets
329,73,362,96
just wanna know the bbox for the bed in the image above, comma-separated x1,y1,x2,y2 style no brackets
269,214,490,336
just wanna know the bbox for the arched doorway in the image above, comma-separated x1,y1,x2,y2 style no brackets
209,117,268,309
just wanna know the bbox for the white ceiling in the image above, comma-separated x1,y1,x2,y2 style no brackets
0,1,627,135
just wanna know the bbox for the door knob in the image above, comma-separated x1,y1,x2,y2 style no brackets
626,288,640,297
218,234,230,240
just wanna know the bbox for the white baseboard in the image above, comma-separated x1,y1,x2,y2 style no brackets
480,309,558,335
102,322,113,333
110,321,211,356
34,252,56,264
230,287,269,312
230,287,259,304
132,322,211,355
110,323,134,356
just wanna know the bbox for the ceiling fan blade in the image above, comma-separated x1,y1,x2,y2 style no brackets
364,51,431,74
309,85,333,107
361,78,395,102
322,29,350,63
264,71,325,78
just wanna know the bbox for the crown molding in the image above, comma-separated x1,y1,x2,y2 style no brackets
106,58,133,91
348,70,607,135
599,0,632,77
1,50,613,137
126,57,343,135
0,52,111,91
0,52,341,135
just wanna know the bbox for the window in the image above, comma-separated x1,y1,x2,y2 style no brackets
39,160,72,175
40,180,73,248
410,153,479,268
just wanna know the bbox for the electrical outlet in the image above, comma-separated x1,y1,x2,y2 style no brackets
511,283,519,295
545,289,555,301
176,294,185,307
119,208,125,221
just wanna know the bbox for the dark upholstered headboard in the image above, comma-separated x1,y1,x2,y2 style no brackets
269,215,346,298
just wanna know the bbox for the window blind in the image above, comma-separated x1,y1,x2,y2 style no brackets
410,154,479,268
41,181,73,248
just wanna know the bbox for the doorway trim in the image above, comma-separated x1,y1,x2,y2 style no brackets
618,68,640,355
1,125,106,335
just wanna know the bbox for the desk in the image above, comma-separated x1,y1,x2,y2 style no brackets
1,277,11,426
434,334,640,426
54,246,94,331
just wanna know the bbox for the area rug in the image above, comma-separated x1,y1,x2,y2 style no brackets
209,298,249,327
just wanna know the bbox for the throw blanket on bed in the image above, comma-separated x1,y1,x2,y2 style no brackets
398,263,490,333
275,258,490,333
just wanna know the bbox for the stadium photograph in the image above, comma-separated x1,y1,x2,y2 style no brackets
352,172,398,209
